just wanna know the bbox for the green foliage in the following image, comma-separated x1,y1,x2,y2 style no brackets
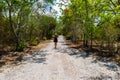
66,33,72,40
60,0,120,50
0,0,56,51
16,41,26,52
38,15,56,39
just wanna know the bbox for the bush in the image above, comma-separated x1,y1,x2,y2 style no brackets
16,41,26,52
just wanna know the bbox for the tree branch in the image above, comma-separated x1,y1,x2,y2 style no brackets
109,0,117,7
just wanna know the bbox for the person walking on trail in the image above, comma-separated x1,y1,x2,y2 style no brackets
54,33,58,49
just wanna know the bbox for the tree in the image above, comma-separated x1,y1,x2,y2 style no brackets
0,0,56,51
60,0,120,54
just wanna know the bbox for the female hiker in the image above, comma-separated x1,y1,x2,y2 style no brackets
54,33,58,49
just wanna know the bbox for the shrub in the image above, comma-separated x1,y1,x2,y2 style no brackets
16,41,25,52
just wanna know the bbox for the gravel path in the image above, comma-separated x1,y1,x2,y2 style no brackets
0,36,120,80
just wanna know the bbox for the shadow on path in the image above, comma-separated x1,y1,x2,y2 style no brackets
55,47,90,60
22,50,48,64
60,42,120,78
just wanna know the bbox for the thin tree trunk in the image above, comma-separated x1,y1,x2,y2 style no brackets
90,31,93,49
84,0,89,47
6,0,19,49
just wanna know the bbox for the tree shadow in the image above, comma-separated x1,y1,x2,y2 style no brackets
32,57,46,63
59,41,120,78
88,75,113,80
103,64,119,71
67,44,120,71
90,50,120,71
60,42,91,58
60,43,120,73
22,50,48,64
56,46,90,59
91,57,120,75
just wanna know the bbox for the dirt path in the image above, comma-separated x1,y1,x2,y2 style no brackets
0,36,120,80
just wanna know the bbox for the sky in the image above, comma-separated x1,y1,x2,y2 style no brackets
52,0,70,17
39,0,70,18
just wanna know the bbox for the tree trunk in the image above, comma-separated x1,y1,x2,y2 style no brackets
6,0,19,49
90,32,93,49
83,33,88,47
84,0,89,48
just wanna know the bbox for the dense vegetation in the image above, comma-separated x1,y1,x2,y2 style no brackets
60,0,120,57
0,0,56,51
